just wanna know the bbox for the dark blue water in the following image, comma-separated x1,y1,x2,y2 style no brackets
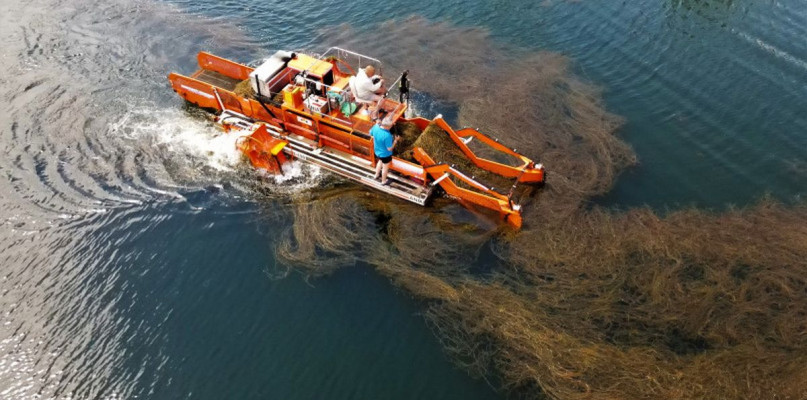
91,200,494,399
1,0,805,398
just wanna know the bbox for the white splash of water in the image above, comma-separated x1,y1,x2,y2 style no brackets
735,30,807,75
111,107,245,171
111,106,327,193
174,127,246,172
254,160,325,194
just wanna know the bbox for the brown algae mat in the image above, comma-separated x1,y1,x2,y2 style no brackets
232,78,256,98
264,18,807,400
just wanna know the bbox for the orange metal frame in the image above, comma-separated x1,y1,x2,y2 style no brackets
413,148,523,229
433,118,544,184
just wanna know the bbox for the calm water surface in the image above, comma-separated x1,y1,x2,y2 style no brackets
1,0,805,398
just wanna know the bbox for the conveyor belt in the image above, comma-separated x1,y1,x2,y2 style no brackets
194,69,241,91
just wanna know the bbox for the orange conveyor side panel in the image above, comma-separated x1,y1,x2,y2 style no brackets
432,117,545,184
413,148,522,229
168,73,222,110
197,52,254,81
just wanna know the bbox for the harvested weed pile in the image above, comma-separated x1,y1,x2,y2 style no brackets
233,79,255,98
268,18,807,400
391,121,422,157
397,121,517,191
233,80,285,104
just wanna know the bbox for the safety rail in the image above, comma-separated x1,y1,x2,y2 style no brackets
293,74,354,126
320,47,382,71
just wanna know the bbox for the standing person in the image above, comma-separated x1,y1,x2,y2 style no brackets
370,110,398,185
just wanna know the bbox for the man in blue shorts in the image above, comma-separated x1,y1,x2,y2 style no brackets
370,109,398,185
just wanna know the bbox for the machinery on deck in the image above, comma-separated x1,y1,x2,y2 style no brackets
168,47,545,228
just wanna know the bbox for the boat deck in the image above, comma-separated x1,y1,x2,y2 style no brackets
247,116,433,205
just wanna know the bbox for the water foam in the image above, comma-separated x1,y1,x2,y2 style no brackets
735,30,807,75
111,107,243,171
111,106,326,196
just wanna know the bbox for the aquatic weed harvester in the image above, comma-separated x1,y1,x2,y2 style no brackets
168,48,545,228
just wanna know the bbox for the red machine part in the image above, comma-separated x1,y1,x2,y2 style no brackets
236,125,289,174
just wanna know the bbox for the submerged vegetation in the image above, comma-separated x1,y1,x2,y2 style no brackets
269,18,807,400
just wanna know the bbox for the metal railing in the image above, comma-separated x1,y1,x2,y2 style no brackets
292,47,384,78
319,47,382,72
279,47,414,124
295,74,354,126
294,47,412,106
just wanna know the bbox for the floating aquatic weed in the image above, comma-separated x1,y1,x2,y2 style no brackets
268,17,807,400
422,201,807,399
